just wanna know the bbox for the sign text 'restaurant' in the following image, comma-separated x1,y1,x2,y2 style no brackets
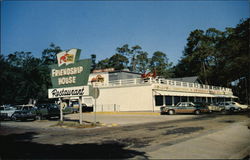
48,86,90,98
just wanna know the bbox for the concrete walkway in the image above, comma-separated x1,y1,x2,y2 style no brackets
148,121,250,159
65,112,195,126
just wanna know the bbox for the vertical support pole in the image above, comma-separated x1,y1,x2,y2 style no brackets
172,96,175,106
79,96,82,124
152,90,155,112
94,98,97,124
59,98,63,122
163,95,166,106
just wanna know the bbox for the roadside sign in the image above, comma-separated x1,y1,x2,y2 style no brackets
49,49,91,88
48,86,90,98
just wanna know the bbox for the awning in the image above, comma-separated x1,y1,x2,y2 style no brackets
153,90,237,98
213,95,238,98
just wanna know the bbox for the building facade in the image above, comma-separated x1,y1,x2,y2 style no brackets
82,70,236,112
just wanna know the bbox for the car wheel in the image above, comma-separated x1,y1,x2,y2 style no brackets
229,107,235,112
11,115,17,121
36,115,42,120
168,110,175,115
195,110,201,115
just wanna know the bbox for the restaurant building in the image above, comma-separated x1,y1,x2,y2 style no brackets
81,69,236,112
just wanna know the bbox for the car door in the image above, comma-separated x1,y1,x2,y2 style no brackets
185,103,195,113
175,103,185,113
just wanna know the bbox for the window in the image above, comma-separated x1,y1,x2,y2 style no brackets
174,96,180,105
155,96,163,106
165,96,172,105
196,97,202,102
202,97,206,102
189,97,194,102
188,103,193,107
181,96,187,102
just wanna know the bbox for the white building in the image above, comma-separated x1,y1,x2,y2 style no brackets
82,70,236,112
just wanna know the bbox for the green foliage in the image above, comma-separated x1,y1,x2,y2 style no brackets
116,44,142,72
0,44,62,105
150,51,173,78
174,18,250,103
109,54,129,70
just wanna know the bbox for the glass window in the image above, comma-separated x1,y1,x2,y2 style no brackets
208,97,212,103
189,97,194,102
202,97,206,102
165,96,172,105
196,97,202,102
181,96,187,102
174,96,180,105
155,96,163,106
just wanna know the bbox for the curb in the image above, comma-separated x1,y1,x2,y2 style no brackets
88,112,160,116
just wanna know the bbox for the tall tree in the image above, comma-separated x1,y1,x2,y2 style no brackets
90,54,97,71
174,18,250,103
42,43,62,65
96,58,111,69
116,44,142,72
136,51,149,73
150,51,173,78
108,54,129,70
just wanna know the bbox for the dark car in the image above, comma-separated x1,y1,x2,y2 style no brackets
160,102,210,115
11,105,37,121
36,103,60,120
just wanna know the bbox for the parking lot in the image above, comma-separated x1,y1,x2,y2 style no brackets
1,111,250,159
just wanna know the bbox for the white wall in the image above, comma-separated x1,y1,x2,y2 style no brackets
96,85,154,111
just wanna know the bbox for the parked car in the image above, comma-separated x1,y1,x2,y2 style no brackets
62,106,77,114
230,102,249,110
36,103,60,120
208,103,225,112
0,105,17,120
11,105,37,121
160,102,210,115
217,101,242,112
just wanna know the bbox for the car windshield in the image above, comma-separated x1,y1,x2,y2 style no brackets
16,106,23,110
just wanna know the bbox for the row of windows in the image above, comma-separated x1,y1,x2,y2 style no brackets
155,95,232,106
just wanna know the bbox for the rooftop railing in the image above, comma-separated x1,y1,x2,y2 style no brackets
90,77,233,94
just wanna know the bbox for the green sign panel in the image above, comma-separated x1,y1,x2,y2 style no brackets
49,49,91,88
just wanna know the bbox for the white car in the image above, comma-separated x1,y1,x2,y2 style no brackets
218,101,242,111
231,102,249,110
0,106,17,120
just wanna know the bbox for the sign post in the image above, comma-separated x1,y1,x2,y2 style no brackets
59,98,63,122
92,87,100,124
48,48,91,124
79,96,83,124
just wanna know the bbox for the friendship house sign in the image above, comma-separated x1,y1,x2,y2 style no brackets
48,49,91,98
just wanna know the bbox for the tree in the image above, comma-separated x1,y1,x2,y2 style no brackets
90,54,97,71
136,51,149,73
174,18,250,103
116,44,142,72
96,58,111,69
108,54,129,70
150,51,173,78
42,43,62,65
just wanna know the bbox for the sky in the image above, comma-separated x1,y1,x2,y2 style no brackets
1,0,249,64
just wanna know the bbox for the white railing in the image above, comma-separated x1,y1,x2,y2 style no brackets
91,77,233,94
94,104,120,112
